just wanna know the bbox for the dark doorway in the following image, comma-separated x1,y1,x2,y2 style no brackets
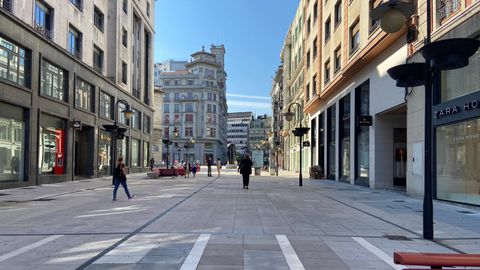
74,126,94,177
393,128,407,187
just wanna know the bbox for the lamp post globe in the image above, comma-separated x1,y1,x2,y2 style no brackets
284,111,294,122
380,8,406,33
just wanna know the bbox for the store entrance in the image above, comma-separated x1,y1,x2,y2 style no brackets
74,127,94,177
393,128,407,187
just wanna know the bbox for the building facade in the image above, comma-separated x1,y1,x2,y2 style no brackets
227,112,253,157
0,0,154,188
270,66,284,171
154,45,228,165
249,115,272,167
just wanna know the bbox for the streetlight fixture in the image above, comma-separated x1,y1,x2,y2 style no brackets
102,99,134,184
162,124,179,168
370,0,480,240
283,102,309,186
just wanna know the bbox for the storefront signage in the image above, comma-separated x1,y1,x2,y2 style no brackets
433,91,480,126
303,141,310,147
73,120,82,130
357,115,372,126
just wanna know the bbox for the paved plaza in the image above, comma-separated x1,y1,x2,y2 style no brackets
0,168,478,270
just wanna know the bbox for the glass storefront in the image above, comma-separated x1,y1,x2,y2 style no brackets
98,131,112,176
143,141,149,167
327,105,336,179
131,138,140,167
340,94,351,181
0,102,26,182
437,118,480,206
39,114,65,175
318,113,325,177
117,137,128,165
355,81,370,186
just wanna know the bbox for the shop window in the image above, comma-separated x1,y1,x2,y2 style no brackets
117,137,128,166
339,94,351,182
75,77,93,112
0,102,26,182
355,80,370,185
39,114,65,175
327,104,336,179
131,138,140,167
98,130,112,176
99,91,113,119
41,59,67,101
143,141,149,167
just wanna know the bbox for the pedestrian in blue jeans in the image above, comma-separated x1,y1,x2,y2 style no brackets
113,157,135,201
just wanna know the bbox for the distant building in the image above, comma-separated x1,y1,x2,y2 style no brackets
227,112,253,156
249,115,272,167
154,45,228,164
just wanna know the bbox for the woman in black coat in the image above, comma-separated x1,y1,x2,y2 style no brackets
238,154,254,189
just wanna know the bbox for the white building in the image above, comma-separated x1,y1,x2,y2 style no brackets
227,112,253,156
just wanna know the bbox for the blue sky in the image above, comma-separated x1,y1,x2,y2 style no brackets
154,0,299,116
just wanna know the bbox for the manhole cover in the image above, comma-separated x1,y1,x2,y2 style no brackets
384,235,411,241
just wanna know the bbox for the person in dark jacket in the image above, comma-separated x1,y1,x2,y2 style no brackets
112,157,135,201
238,155,253,189
207,157,213,177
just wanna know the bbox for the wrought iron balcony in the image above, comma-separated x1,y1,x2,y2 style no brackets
439,0,461,20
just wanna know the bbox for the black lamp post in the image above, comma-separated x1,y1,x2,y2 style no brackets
284,102,310,186
184,138,195,163
371,0,480,240
103,99,134,185
274,100,282,176
162,124,179,168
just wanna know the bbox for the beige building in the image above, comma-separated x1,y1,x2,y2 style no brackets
0,0,154,188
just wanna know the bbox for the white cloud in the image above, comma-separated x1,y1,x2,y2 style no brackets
227,93,271,100
227,100,271,109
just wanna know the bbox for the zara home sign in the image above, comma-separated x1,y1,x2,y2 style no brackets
432,91,480,126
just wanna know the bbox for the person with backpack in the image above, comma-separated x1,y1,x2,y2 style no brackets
113,157,135,201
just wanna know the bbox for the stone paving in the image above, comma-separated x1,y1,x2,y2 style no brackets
0,168,478,269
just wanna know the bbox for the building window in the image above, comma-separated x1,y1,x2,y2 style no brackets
187,79,193,85
306,50,311,68
185,103,194,112
164,80,170,86
163,114,170,125
75,78,93,112
207,127,216,138
185,127,193,137
1,0,12,11
68,25,82,59
34,1,53,39
118,103,129,125
174,104,180,113
324,60,330,84
0,36,29,87
123,0,128,13
174,93,180,100
93,45,103,72
312,75,317,96
185,114,193,122
69,0,82,11
122,28,127,47
306,83,310,101
350,19,360,54
146,1,150,16
312,37,318,59
313,0,318,21
334,46,341,72
39,114,65,175
174,114,180,124
325,16,331,41
333,2,342,26
163,104,169,113
369,0,382,31
40,59,66,101
143,115,151,134
131,138,140,167
121,62,127,84
0,102,26,182
99,91,113,119
132,109,141,130
93,6,104,32
307,16,311,35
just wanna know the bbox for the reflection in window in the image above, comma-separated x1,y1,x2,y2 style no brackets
75,78,93,111
41,59,66,101
437,118,480,206
0,113,25,182
98,131,111,176
0,36,28,86
131,138,140,167
39,116,65,175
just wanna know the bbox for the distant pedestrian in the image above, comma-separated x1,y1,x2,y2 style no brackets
238,154,253,189
216,158,222,176
191,164,197,178
184,162,191,178
149,158,155,172
207,157,213,177
113,157,135,201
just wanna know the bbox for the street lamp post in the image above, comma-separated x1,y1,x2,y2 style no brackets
283,102,310,187
274,100,281,176
184,138,195,163
162,124,179,168
103,99,134,185
371,0,480,239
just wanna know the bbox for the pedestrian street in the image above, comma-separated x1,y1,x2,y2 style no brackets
0,168,478,270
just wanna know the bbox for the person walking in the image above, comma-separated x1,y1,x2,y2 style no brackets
149,158,155,172
207,157,213,177
238,154,253,189
191,163,197,178
216,158,222,176
113,157,135,201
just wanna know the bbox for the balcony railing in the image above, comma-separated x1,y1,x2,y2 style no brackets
439,0,461,20
34,24,53,39
67,46,81,59
0,0,11,11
